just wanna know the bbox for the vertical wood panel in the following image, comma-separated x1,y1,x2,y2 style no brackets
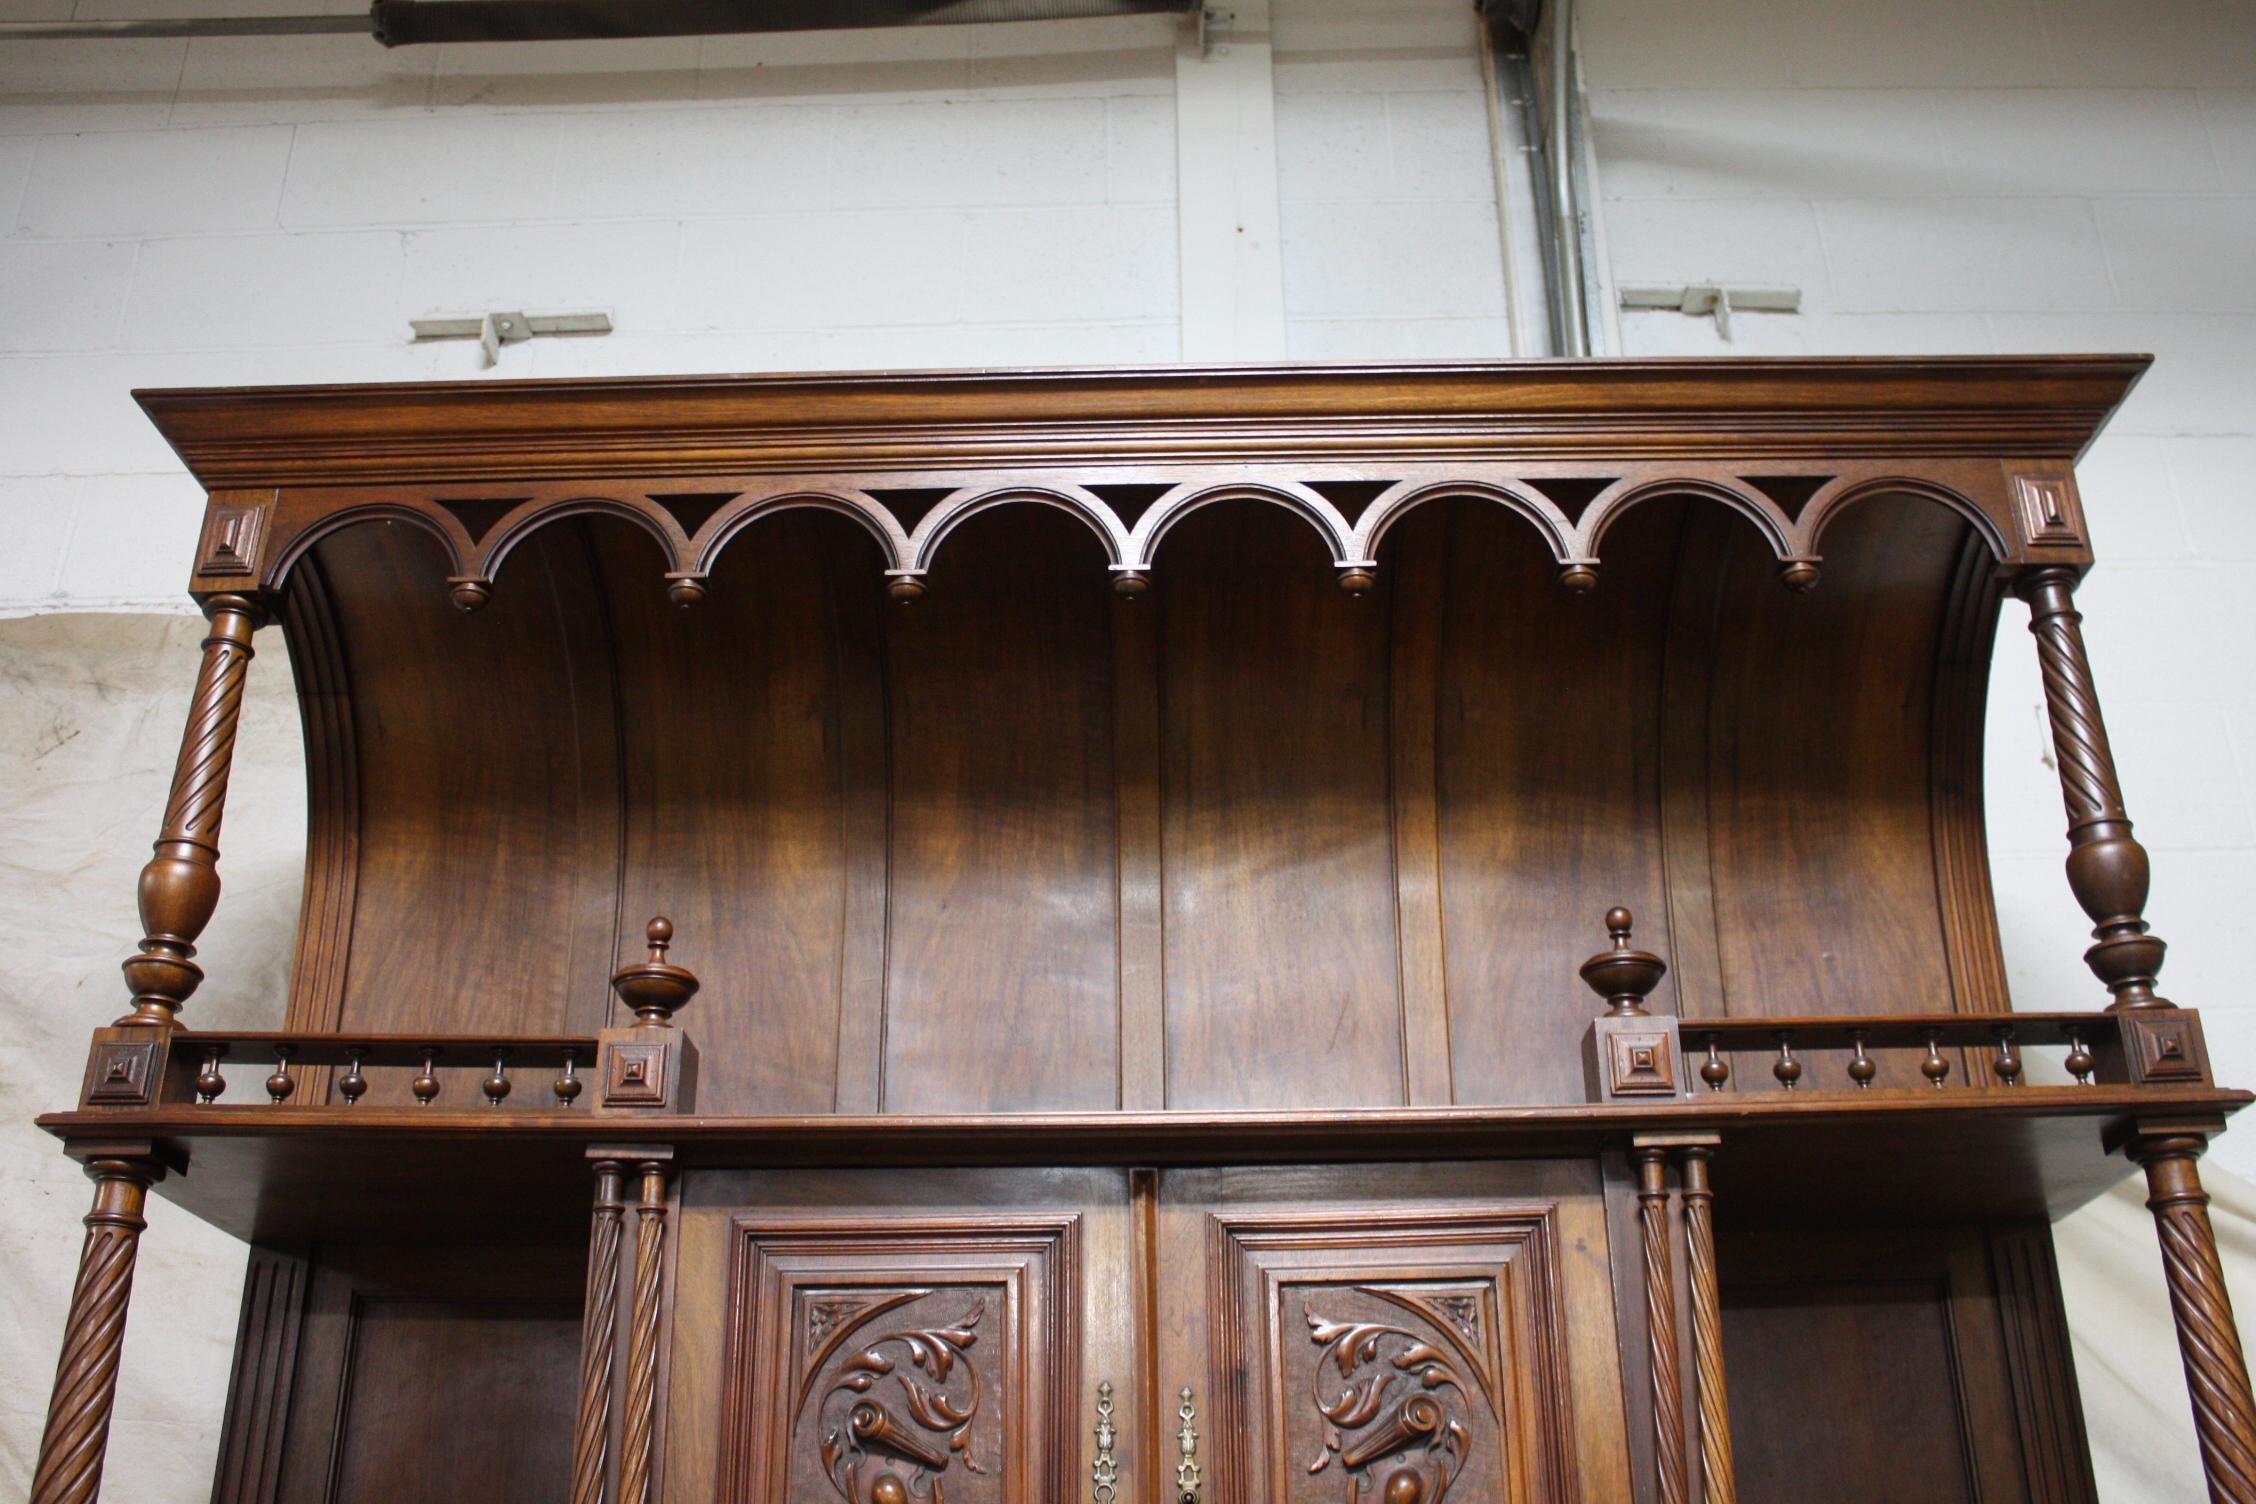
1721,1224,2044,1504
273,1247,587,1504
319,522,620,1096
210,1247,309,1504
1115,600,1167,1110
1988,1225,2101,1504
1387,511,1453,1106
607,512,873,1115
831,531,893,1115
1658,510,1731,1023
881,508,1121,1113
1159,506,1402,1111
1932,529,2013,1013
279,557,358,1039
329,1296,580,1503
1436,499,1674,1106
1707,499,1963,1031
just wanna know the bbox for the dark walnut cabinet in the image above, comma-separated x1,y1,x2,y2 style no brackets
28,358,2256,1504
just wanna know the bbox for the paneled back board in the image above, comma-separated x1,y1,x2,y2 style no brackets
285,496,1982,1113
126,358,2130,1116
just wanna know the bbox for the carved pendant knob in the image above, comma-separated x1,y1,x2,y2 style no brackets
1578,906,1668,1017
612,916,700,1027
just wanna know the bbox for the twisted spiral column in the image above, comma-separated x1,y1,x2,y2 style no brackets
619,1160,671,1504
2132,1134,2256,1503
1636,1146,1687,1504
573,1161,627,1504
2016,568,2168,1009
30,1159,160,1504
119,594,267,1027
1679,1147,1735,1504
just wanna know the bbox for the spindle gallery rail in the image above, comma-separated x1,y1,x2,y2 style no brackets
1684,1013,2107,1093
1576,907,2215,1102
83,1030,599,1111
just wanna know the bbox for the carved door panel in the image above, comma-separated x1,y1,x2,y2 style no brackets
1159,1164,1612,1504
714,1210,1085,1504
670,1168,1138,1504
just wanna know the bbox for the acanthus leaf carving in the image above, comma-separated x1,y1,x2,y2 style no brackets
815,1296,989,1504
1304,1310,1473,1503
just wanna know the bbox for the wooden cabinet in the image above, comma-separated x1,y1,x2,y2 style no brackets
27,359,2256,1504
659,1163,1623,1504
678,1169,1117,1504
1161,1163,1624,1504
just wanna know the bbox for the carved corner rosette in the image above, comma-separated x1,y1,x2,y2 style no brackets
817,1297,989,1504
1304,1311,1473,1503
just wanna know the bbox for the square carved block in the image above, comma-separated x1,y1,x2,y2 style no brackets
718,1213,1081,1504
1207,1205,1578,1504
84,1038,161,1107
2125,1012,2210,1086
2012,473,2086,549
1589,1015,1683,1101
602,1039,672,1107
1606,1028,1680,1098
194,496,269,579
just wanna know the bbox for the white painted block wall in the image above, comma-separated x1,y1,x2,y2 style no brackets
1578,1,2256,1496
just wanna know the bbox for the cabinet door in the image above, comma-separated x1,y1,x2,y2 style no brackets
667,1167,1136,1504
1157,1163,1631,1504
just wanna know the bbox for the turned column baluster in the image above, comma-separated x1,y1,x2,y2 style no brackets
412,1048,441,1106
1699,1036,1730,1093
619,1156,673,1504
194,1047,227,1104
265,1045,296,1104
2128,1131,2256,1503
573,1158,627,1504
1635,1144,1687,1504
1679,1144,1735,1504
2016,567,2170,1009
118,593,266,1027
1919,1030,1951,1089
30,1154,170,1504
482,1050,512,1107
1771,1035,1801,1091
1991,1026,2024,1087
337,1047,368,1105
1847,1031,1876,1089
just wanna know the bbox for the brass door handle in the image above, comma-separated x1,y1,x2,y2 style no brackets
1176,1385,1202,1504
1092,1381,1118,1503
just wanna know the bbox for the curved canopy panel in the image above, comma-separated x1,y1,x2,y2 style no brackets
141,358,2144,1115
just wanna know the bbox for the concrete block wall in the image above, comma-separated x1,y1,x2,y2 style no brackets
1578,2,2256,1496
1272,0,1511,357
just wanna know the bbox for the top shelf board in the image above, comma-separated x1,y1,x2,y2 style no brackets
135,355,2150,490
